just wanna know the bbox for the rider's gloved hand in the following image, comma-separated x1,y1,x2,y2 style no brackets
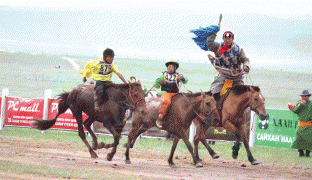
243,65,250,73
83,77,87,83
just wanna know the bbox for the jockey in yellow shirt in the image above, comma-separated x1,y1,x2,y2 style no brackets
154,59,188,129
80,48,128,111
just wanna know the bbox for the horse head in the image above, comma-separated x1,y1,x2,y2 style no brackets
200,91,220,123
127,79,147,117
248,86,268,121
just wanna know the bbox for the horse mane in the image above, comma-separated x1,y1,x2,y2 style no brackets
108,82,141,89
230,85,260,95
182,91,212,97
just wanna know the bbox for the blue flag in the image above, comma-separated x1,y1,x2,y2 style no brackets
190,25,220,51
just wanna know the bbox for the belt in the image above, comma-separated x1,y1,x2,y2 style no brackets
218,72,242,78
298,120,312,127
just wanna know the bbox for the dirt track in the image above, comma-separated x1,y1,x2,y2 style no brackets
1,135,311,180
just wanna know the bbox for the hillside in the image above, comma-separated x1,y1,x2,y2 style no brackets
1,51,312,109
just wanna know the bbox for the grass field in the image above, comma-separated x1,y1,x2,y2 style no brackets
1,51,312,109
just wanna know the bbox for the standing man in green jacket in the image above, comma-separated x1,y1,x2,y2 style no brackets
290,90,312,157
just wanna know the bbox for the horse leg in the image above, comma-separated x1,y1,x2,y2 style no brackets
125,120,144,164
223,121,240,159
181,135,203,168
83,115,102,150
168,137,179,168
125,120,153,164
193,120,219,161
73,110,98,159
193,131,201,162
106,124,124,161
239,123,259,165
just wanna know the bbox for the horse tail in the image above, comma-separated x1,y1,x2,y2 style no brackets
31,91,70,130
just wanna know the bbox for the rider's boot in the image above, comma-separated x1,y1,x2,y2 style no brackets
213,93,220,103
155,114,164,129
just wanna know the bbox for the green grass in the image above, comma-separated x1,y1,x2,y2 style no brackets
1,127,312,170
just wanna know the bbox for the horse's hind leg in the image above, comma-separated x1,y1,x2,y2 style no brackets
72,110,98,159
83,116,101,150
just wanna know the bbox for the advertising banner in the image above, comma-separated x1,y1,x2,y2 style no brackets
48,99,88,131
255,109,297,149
5,97,44,127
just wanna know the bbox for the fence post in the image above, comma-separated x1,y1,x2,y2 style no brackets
41,89,52,134
0,88,9,130
43,89,52,119
249,111,257,148
189,122,196,143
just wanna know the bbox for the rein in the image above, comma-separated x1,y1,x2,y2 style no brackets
121,83,145,111
248,91,265,114
180,93,216,121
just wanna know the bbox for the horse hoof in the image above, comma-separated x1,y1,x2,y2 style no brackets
251,160,260,165
97,142,105,149
107,153,113,161
91,152,98,159
212,154,220,159
169,164,177,168
196,162,203,168
125,160,131,164
232,154,238,159
92,143,98,150
197,158,203,162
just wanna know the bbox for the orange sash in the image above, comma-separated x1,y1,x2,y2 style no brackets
298,121,312,127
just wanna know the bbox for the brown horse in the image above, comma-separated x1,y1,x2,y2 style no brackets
31,79,147,161
124,91,219,168
194,85,268,165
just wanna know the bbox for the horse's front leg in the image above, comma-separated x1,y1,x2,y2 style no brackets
239,123,259,165
107,124,124,161
193,119,219,161
223,120,240,159
180,135,203,168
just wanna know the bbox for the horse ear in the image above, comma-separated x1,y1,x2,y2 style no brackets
200,89,205,96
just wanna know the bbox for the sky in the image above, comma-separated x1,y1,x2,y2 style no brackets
1,0,312,69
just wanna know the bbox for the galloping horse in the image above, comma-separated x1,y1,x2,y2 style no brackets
194,85,268,165
124,92,219,168
31,78,147,161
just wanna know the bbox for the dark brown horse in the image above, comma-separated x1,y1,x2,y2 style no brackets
31,79,147,161
194,85,268,165
124,91,219,168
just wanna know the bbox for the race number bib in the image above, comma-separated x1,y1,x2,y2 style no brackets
99,62,112,75
164,72,178,85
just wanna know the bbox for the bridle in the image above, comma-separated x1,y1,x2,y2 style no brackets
123,83,145,110
248,91,265,115
181,93,217,121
